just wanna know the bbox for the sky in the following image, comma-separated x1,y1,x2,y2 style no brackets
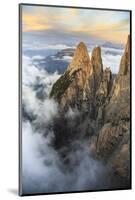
22,5,130,44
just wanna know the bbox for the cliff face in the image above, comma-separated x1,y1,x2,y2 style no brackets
96,35,130,182
50,36,130,185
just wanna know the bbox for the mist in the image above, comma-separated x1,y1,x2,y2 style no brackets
22,55,112,194
22,121,111,194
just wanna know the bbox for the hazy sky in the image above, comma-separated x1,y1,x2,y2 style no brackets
22,5,130,44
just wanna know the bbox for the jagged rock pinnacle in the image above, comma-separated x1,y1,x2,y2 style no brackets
119,35,130,75
91,46,103,90
67,42,90,72
91,46,103,75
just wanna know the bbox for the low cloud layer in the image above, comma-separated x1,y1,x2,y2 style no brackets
22,55,111,194
23,40,123,75
22,121,110,194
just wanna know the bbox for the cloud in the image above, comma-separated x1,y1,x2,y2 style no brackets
32,55,45,60
22,5,130,44
62,56,72,61
22,54,111,194
22,121,109,194
22,14,52,32
101,47,124,74
88,46,123,74
22,55,60,86
22,55,60,125
23,43,74,51
65,107,79,119
73,19,129,44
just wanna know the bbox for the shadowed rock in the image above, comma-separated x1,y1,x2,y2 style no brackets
96,35,130,182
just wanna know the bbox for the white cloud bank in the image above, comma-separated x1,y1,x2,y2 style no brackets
22,121,108,194
21,54,110,194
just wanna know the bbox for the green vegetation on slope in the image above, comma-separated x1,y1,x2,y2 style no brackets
50,69,81,100
50,71,72,100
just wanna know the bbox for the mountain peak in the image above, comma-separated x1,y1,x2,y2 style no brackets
77,41,87,49
119,35,130,75
91,46,102,65
125,35,130,55
67,41,90,72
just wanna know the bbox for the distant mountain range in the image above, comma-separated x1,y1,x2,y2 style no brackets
32,48,75,74
101,41,124,49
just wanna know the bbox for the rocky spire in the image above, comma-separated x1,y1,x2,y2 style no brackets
119,35,130,75
91,46,103,90
67,42,91,73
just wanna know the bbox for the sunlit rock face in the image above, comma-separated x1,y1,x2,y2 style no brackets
91,46,103,91
67,42,91,73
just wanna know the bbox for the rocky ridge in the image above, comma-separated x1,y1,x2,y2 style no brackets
50,36,130,187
